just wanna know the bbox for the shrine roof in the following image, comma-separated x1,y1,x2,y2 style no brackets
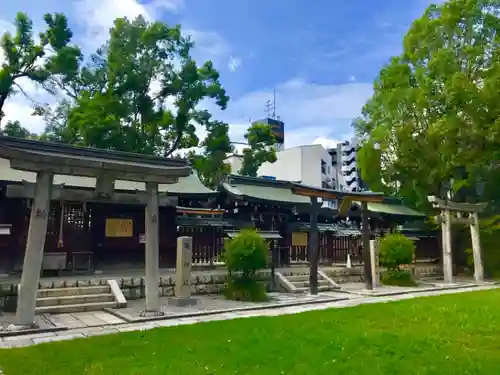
0,137,215,196
365,202,426,218
0,136,191,183
221,175,310,205
0,136,188,168
163,171,216,196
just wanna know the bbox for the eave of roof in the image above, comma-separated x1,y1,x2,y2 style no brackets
0,136,187,168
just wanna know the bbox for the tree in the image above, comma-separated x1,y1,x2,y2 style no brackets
0,12,81,125
188,119,233,189
63,16,229,156
354,0,500,210
0,120,36,139
239,122,277,177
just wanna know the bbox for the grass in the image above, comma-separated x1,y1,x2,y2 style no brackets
2,290,500,375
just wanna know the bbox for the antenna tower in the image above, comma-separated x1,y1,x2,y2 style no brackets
264,88,278,119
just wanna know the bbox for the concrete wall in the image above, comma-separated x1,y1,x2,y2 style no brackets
224,155,244,175
258,147,303,182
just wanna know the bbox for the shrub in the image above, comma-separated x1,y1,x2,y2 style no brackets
224,276,269,302
222,229,268,277
221,229,269,301
381,269,417,286
379,233,415,271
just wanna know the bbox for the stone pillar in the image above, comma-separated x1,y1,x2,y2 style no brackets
168,236,197,306
369,239,380,288
442,210,453,283
16,171,53,327
470,212,484,282
143,182,161,314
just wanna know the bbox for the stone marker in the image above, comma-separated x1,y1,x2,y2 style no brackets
168,236,198,307
369,240,380,289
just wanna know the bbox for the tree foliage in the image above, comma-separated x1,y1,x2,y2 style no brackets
379,234,415,270
188,120,233,189
354,0,500,210
239,122,277,177
61,16,229,156
0,12,81,124
222,229,268,277
0,120,36,139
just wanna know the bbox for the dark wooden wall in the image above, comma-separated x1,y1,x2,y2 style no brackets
0,195,441,274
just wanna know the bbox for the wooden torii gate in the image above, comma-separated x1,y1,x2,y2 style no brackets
427,196,486,284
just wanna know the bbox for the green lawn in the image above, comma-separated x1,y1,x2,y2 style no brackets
2,290,500,375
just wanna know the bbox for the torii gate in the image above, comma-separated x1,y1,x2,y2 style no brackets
427,196,486,284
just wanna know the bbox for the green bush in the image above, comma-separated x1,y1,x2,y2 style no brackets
221,229,269,301
222,229,268,277
381,269,417,286
224,276,269,302
379,234,415,270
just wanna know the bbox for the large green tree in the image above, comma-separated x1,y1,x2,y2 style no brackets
355,0,500,210
239,122,277,177
0,12,81,125
188,119,233,189
61,16,229,156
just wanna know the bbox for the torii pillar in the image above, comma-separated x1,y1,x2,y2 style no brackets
428,196,486,284
0,136,190,329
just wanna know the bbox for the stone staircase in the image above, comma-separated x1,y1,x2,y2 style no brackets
35,281,126,314
276,270,341,293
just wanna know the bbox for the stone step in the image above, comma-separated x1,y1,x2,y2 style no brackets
295,285,333,293
287,274,310,282
36,293,114,307
291,279,330,288
37,286,110,298
35,301,117,314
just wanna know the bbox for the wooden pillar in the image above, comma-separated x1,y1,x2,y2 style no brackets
16,171,53,327
470,212,484,282
144,182,161,314
308,197,320,295
442,209,453,283
362,202,373,290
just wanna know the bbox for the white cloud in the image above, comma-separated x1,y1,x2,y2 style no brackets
313,137,341,149
1,1,370,150
207,78,372,148
3,101,46,131
73,0,184,51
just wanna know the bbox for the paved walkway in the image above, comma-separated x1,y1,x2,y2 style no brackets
1,284,498,349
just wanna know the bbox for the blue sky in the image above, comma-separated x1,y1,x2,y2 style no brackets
0,0,436,149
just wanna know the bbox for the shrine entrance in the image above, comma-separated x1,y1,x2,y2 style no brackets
428,196,486,283
0,136,191,328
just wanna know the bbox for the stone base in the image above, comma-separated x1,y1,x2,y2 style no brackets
167,297,199,307
138,310,165,318
2,322,38,332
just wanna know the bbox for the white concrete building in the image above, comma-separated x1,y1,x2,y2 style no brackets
331,138,362,192
223,138,364,208
224,154,244,175
258,144,335,187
